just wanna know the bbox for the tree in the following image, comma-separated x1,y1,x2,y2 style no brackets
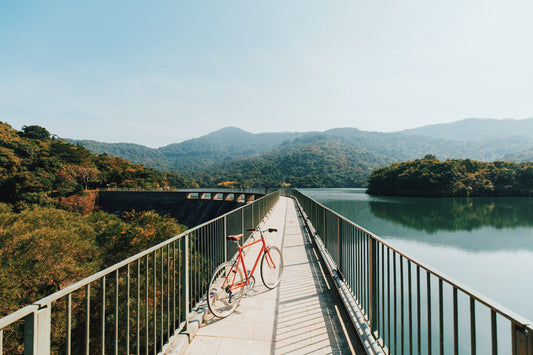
64,165,100,190
20,125,51,141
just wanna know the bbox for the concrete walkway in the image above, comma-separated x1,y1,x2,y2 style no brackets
184,196,364,354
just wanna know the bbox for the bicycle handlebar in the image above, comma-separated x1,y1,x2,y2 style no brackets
246,228,278,233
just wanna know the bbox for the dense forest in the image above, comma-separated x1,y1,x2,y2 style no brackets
0,123,192,322
0,122,197,209
191,135,393,187
367,155,533,197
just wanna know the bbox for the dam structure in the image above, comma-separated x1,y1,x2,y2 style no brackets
0,189,532,354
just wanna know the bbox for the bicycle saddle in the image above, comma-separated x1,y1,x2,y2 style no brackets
226,234,244,241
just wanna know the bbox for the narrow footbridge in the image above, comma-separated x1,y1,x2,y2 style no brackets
1,190,532,354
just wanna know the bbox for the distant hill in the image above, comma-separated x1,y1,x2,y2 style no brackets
158,127,303,172
190,134,395,187
503,150,533,162
399,118,533,141
69,127,303,173
68,118,533,187
65,140,171,171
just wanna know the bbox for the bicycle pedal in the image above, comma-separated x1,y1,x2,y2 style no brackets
246,276,255,297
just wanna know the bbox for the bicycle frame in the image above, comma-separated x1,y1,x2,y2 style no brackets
224,235,276,291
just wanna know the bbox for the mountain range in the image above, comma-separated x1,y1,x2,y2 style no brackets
68,118,533,187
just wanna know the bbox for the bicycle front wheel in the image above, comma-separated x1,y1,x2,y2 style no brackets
261,246,284,289
207,261,245,318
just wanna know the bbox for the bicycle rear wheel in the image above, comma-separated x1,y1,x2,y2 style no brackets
207,261,245,318
261,246,284,289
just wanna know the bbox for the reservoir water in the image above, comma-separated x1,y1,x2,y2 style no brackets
301,188,533,323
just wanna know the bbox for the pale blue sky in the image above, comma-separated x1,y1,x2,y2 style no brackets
1,1,532,147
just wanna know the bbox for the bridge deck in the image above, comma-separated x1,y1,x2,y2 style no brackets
182,196,364,354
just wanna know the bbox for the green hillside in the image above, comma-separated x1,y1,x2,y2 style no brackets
191,134,394,187
159,127,303,172
69,127,304,173
0,122,197,209
65,139,172,171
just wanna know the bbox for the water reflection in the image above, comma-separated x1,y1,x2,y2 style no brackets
369,197,533,233
303,189,533,252
301,188,533,321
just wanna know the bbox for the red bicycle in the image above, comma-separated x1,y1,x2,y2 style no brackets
207,227,284,318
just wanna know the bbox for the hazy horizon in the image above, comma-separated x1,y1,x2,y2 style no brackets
54,116,531,148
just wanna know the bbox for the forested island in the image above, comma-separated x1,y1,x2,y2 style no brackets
367,155,533,197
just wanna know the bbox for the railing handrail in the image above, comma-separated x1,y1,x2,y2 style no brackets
294,189,533,328
0,305,38,329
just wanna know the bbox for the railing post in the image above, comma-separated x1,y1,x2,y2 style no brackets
252,203,255,228
181,235,189,332
24,306,51,355
224,216,227,262
369,238,379,332
513,324,533,355
337,217,342,269
241,209,244,235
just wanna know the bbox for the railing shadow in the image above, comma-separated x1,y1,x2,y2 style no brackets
270,199,364,354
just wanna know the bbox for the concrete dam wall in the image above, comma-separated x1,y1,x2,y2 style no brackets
97,191,244,227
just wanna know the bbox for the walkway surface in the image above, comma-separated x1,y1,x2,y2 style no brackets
183,196,365,354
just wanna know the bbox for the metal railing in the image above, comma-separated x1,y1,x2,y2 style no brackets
0,191,280,354
289,189,533,355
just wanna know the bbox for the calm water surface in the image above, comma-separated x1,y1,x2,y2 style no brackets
301,188,533,322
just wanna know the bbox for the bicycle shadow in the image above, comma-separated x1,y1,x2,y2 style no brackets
201,282,277,326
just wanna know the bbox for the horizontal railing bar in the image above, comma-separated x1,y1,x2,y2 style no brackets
0,305,38,329
293,189,533,328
